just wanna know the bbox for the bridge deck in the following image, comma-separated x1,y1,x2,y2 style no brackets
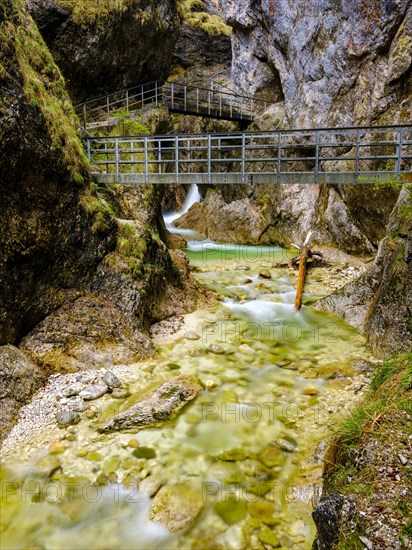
86,124,412,185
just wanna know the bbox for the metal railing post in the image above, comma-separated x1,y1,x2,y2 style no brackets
219,93,222,117
158,141,162,174
144,137,149,183
175,136,179,183
87,138,91,161
241,133,246,182
131,141,135,174
277,131,281,183
187,139,191,174
208,135,212,184
396,127,404,178
208,91,211,115
315,130,320,184
155,81,158,106
196,89,199,113
115,138,119,181
184,86,187,111
355,128,361,182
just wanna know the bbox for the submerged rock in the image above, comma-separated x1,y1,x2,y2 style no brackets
207,344,225,355
258,270,272,279
184,331,201,341
139,475,162,497
100,375,203,432
150,483,203,532
215,499,247,525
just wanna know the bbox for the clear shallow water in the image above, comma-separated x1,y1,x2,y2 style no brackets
0,242,371,550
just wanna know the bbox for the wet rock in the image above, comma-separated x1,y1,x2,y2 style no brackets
258,528,280,547
150,483,203,532
303,388,319,396
258,270,272,279
312,494,346,550
215,499,247,525
243,278,253,284
258,446,284,468
56,410,80,428
247,500,275,519
184,331,201,341
79,384,108,401
208,462,245,484
139,475,162,497
132,447,156,459
235,266,251,271
100,375,203,432
110,388,131,399
34,455,61,478
103,371,121,389
207,344,225,355
218,449,247,462
204,379,219,390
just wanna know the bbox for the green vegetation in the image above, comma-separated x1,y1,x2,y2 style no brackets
325,354,412,548
55,0,151,27
0,0,89,184
178,0,231,36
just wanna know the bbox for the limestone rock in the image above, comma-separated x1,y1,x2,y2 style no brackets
150,483,203,532
0,345,46,441
56,410,81,429
100,375,203,432
79,385,108,401
103,371,122,389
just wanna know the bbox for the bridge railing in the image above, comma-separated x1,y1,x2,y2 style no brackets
75,81,267,128
85,125,412,184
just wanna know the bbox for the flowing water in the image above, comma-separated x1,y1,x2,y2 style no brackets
0,212,373,549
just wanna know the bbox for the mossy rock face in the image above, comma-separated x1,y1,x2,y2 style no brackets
150,483,203,532
215,499,247,525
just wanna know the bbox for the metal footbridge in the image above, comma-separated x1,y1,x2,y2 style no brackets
76,80,268,129
85,124,412,185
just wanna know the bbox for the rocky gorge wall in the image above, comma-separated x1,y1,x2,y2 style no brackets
219,0,412,128
0,1,205,440
27,0,180,101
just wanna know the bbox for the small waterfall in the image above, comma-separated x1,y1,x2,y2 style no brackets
163,184,201,235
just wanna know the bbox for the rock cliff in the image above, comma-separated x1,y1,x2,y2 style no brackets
27,0,180,101
220,0,412,128
0,1,204,438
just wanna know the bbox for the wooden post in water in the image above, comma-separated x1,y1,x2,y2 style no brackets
294,231,313,311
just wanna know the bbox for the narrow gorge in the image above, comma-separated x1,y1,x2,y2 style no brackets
0,1,411,549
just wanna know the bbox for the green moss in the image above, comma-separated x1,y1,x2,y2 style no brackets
178,0,231,36
55,0,148,27
1,0,89,184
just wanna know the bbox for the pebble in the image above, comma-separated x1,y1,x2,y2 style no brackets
235,265,250,271
303,388,319,396
258,269,272,279
110,388,131,399
184,331,201,341
67,397,87,412
204,379,219,389
56,410,80,428
207,344,225,355
139,475,162,497
62,385,80,398
359,536,373,549
398,454,407,465
243,278,253,284
275,438,296,452
103,371,122,389
79,385,108,401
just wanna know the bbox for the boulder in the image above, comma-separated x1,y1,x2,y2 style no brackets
100,375,203,432
150,483,203,532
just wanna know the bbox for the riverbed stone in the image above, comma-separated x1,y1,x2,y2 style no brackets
207,344,225,355
63,385,81,398
184,331,201,341
100,375,203,432
34,455,61,477
139,475,162,497
56,410,80,428
258,269,272,279
215,499,247,525
66,397,87,412
247,500,275,519
110,388,131,399
258,446,284,467
150,483,203,532
218,448,247,462
275,438,296,453
103,371,122,388
208,461,245,484
258,528,281,547
132,447,156,459
79,384,108,401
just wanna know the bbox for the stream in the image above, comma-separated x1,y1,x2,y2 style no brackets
0,186,374,550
